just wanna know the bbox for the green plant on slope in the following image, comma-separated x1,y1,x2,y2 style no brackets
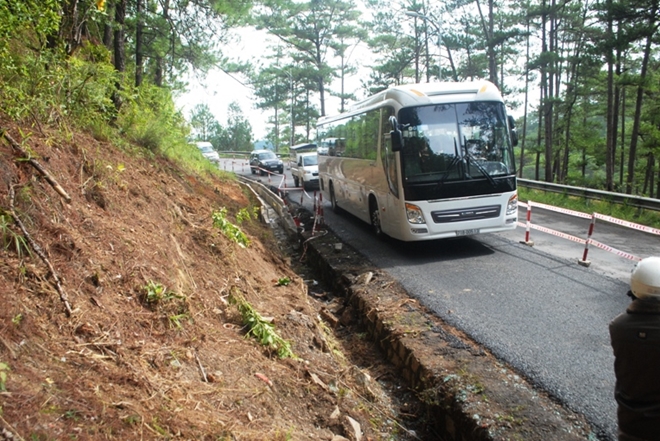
236,206,260,224
229,292,295,359
0,212,31,259
212,208,250,248
168,313,190,330
143,280,167,304
275,276,291,286
0,361,9,391
142,280,184,305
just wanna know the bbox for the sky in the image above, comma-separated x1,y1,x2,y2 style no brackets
174,22,530,143
174,27,371,142
174,28,271,140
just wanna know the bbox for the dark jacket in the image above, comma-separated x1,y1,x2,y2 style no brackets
609,297,660,440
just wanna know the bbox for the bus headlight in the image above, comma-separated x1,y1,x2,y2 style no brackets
405,203,426,224
506,194,518,216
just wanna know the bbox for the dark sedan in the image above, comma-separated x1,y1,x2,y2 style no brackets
249,150,284,175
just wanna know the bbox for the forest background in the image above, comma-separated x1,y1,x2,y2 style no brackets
2,0,660,200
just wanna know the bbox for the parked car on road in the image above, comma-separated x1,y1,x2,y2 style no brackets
195,141,220,164
249,150,284,175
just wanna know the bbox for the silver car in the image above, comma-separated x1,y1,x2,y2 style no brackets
195,142,220,164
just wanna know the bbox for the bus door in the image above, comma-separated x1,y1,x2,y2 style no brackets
380,123,402,236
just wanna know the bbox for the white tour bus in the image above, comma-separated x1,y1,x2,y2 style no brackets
317,80,518,241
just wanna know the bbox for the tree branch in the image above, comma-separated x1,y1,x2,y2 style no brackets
7,184,73,317
2,130,72,204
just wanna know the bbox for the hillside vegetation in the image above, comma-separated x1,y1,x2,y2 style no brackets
0,116,426,440
0,4,424,439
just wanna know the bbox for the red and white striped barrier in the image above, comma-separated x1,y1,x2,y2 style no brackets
589,239,643,262
524,222,587,245
520,200,647,265
594,213,660,236
529,201,592,219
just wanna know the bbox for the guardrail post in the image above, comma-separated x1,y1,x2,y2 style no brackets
578,214,596,267
520,201,534,246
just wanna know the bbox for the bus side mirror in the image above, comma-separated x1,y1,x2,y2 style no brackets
507,115,519,147
389,115,403,152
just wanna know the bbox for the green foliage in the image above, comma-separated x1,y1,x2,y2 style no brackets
275,277,291,286
168,313,190,330
0,0,59,54
142,280,185,305
0,212,31,259
212,208,250,248
117,84,189,152
0,361,9,392
123,415,141,426
144,280,167,304
235,206,260,224
190,103,217,141
229,292,295,359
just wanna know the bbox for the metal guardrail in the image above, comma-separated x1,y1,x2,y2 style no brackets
236,175,298,238
218,151,250,157
518,178,660,212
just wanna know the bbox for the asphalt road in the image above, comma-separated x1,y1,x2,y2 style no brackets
226,158,659,441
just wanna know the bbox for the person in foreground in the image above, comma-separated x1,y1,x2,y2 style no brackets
610,256,660,441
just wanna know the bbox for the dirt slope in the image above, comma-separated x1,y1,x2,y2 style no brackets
0,119,422,440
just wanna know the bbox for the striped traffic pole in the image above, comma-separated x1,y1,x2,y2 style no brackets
579,214,596,267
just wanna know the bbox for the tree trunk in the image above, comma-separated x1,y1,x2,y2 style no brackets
605,1,616,191
155,0,170,87
626,30,654,194
620,89,626,187
423,20,430,82
518,18,531,178
535,151,541,181
415,18,421,83
112,0,127,111
488,0,497,86
541,0,553,182
611,22,623,190
474,0,496,85
135,0,144,87
103,1,114,49
643,153,654,196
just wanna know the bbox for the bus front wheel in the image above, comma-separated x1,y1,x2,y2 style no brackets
370,198,383,238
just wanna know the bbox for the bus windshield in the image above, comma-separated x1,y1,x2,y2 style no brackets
399,102,515,184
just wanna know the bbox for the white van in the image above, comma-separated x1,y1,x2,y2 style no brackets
195,142,220,164
290,152,319,190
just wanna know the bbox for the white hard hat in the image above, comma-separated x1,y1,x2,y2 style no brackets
630,256,660,299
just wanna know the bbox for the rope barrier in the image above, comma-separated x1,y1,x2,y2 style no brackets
521,200,645,264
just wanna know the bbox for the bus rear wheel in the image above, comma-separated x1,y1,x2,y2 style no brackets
370,198,383,238
330,183,341,214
